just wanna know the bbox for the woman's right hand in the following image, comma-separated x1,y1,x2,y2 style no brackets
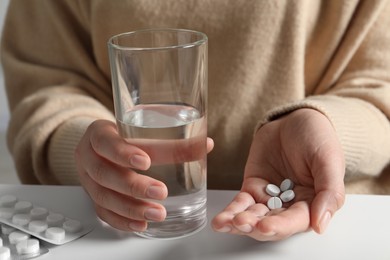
75,119,168,232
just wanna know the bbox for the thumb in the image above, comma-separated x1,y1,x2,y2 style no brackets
310,188,345,234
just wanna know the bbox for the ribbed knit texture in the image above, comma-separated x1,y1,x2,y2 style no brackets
2,0,390,193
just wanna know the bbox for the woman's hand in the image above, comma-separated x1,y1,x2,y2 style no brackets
75,120,168,232
75,119,214,232
212,108,345,241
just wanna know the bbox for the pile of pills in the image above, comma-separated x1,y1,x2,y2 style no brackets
0,194,91,246
0,224,49,259
265,179,295,210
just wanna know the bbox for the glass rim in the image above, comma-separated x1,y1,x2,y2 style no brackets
108,28,208,51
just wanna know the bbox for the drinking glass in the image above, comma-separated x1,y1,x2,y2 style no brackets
108,28,208,239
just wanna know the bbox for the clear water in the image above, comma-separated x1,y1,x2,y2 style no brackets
117,104,207,239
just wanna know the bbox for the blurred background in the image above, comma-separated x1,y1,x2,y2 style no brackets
1,0,9,130
1,0,20,184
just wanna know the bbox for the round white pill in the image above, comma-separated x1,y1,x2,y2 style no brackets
63,219,82,233
1,225,16,235
28,220,48,233
0,246,11,260
280,190,295,203
14,201,33,214
45,227,65,242
12,213,31,226
8,231,30,245
280,178,294,191
265,184,281,197
0,208,15,220
0,195,17,207
30,207,49,220
16,239,40,255
46,213,65,227
267,197,283,210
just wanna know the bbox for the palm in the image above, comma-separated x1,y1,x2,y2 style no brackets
212,109,345,241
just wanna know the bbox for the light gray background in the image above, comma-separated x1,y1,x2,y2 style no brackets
0,0,10,131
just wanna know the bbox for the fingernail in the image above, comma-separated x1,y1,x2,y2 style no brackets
130,155,149,170
145,208,164,221
216,226,231,233
237,224,253,233
319,211,331,233
129,221,145,232
146,186,165,200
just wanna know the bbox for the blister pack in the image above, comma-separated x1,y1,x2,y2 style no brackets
0,194,94,245
0,224,49,260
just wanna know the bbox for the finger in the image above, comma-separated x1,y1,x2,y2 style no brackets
255,200,311,240
88,120,151,170
310,144,345,234
311,189,344,234
211,192,255,233
231,204,270,234
207,137,214,154
222,192,256,214
128,137,207,165
241,177,274,204
81,140,167,200
95,205,147,232
79,169,166,222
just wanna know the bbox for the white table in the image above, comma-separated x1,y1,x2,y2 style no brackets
0,184,389,260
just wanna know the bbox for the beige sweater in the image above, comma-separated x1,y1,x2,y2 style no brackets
2,0,390,193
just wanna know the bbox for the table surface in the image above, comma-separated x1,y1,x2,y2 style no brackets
0,184,389,260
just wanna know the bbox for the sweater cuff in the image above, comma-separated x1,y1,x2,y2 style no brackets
48,117,100,185
257,95,390,180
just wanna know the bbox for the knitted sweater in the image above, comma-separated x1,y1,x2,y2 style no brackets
2,0,390,193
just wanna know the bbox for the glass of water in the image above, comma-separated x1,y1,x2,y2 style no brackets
108,29,208,239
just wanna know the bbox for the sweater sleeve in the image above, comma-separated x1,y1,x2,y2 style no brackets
1,0,115,184
259,1,390,182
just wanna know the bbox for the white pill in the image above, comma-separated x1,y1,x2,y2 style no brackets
1,225,16,235
30,207,49,220
16,239,40,255
280,190,295,203
12,214,31,226
14,201,33,214
267,197,283,210
280,178,294,192
0,246,11,260
8,231,30,245
45,227,65,241
0,208,15,220
0,195,17,207
28,220,48,233
265,184,281,197
46,213,65,227
63,219,82,233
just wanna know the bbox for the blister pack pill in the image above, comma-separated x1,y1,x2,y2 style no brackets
0,224,49,260
0,194,94,245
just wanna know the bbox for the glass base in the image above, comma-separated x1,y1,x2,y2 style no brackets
135,216,207,240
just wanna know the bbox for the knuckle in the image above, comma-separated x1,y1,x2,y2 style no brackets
89,161,107,184
112,144,128,165
92,186,110,207
126,206,139,220
126,174,147,198
90,129,105,152
89,121,114,152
